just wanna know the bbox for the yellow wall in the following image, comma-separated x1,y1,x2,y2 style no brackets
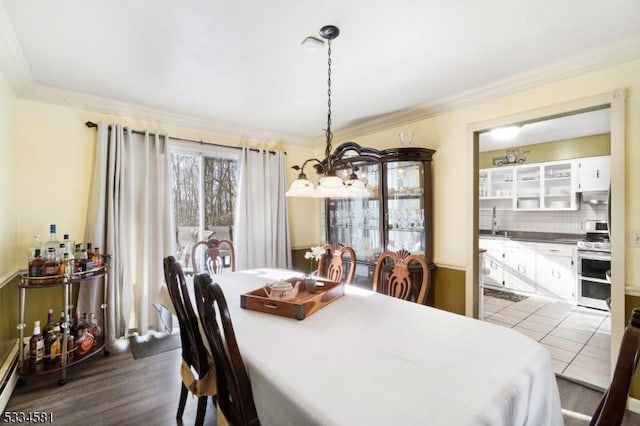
344,59,640,293
478,133,611,169
0,73,18,279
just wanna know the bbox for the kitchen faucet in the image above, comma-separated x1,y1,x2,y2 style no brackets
491,206,499,236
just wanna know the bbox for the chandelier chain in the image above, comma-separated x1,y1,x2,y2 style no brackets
325,38,333,161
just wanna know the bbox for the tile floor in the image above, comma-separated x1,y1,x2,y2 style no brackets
483,291,611,390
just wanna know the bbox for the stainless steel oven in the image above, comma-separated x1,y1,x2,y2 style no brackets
577,220,611,311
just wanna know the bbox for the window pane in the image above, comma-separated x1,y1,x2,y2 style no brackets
170,150,238,269
171,153,201,263
204,156,237,232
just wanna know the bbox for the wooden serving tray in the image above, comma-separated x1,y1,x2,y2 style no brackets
240,277,343,320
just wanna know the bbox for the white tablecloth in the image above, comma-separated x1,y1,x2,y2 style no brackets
189,268,563,426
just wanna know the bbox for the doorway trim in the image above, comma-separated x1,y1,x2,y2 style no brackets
465,89,626,376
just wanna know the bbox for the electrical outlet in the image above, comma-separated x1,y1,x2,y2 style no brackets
576,221,584,230
630,230,640,248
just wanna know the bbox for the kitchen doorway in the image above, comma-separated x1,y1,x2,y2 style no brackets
467,90,626,390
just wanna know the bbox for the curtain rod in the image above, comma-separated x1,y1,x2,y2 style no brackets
84,121,284,155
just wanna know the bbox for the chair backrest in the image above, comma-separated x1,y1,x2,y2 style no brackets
316,244,357,284
372,249,431,304
163,256,210,378
191,238,236,274
194,274,260,426
590,308,640,426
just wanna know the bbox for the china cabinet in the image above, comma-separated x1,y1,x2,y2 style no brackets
17,258,109,385
321,142,435,303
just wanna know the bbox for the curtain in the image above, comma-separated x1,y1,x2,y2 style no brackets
80,123,173,339
235,148,291,269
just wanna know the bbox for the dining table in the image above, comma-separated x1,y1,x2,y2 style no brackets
179,267,564,425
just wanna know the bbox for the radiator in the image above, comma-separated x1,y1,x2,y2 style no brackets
0,340,19,413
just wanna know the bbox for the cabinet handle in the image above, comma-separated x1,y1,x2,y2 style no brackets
596,170,600,178
548,249,559,252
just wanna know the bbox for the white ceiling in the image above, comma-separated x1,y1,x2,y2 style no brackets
478,107,611,152
1,1,640,146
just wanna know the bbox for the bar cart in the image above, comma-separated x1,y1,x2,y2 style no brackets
17,257,110,386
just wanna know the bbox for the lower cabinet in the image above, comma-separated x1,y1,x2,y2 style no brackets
535,244,576,301
479,238,576,302
503,242,537,293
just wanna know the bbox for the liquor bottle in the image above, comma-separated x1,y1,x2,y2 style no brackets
93,247,103,268
45,309,57,333
50,322,61,364
63,234,75,257
28,249,45,278
43,224,61,260
43,248,60,283
86,242,94,262
78,249,89,272
29,321,45,370
74,325,94,357
87,312,101,339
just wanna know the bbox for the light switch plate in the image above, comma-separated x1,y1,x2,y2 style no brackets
630,230,640,248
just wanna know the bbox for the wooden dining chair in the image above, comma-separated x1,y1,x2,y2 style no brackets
163,256,216,426
194,274,260,426
191,238,235,275
372,249,431,305
588,307,640,426
316,243,357,284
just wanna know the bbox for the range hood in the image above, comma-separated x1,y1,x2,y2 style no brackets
580,190,609,204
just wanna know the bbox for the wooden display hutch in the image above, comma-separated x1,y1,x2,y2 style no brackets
321,142,436,305
18,258,110,386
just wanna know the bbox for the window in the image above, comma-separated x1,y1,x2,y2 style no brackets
169,141,239,267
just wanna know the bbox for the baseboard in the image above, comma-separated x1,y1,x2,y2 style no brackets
628,396,640,415
0,340,19,413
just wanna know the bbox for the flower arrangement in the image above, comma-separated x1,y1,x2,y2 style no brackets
304,245,325,274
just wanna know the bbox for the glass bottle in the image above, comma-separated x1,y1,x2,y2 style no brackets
28,248,45,278
93,247,103,268
43,224,61,260
29,320,44,370
74,325,95,357
86,242,94,262
88,312,101,339
43,247,60,282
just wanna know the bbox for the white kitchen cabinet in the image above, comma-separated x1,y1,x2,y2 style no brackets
479,167,514,210
479,237,577,301
534,243,576,301
577,155,611,192
479,238,505,288
503,241,537,293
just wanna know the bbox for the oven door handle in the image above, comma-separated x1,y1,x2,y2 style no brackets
577,253,612,262
577,274,611,285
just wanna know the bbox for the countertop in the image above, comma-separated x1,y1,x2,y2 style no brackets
479,230,583,244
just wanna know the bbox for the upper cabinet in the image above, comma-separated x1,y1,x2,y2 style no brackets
323,142,435,267
577,155,611,192
480,159,578,211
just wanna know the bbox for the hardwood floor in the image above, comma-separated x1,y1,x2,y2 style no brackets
3,340,217,426
4,338,640,425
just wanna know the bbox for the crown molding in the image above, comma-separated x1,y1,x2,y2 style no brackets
19,83,312,147
335,35,640,140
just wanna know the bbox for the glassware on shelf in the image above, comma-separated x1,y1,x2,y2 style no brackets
399,132,414,147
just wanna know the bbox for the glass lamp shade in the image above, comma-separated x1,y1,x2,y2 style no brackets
285,176,317,197
316,175,369,198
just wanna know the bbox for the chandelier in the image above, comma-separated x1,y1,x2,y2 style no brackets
285,25,369,198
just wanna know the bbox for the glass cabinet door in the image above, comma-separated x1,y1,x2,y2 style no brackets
326,162,381,263
385,161,425,255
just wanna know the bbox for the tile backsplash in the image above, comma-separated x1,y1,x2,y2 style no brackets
479,203,607,234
